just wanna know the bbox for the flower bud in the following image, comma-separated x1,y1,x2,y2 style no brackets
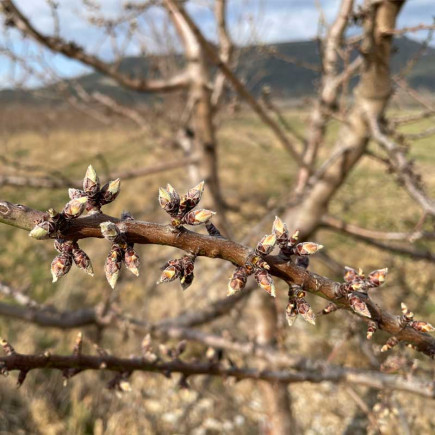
255,234,277,256
182,209,215,226
294,242,323,256
54,239,75,254
381,336,399,352
272,216,289,245
100,221,120,242
100,178,121,205
254,269,276,297
68,188,85,200
158,185,180,216
180,255,195,290
83,165,100,196
62,196,87,219
400,302,414,321
409,321,434,333
296,299,316,325
178,181,205,217
366,321,378,340
368,268,388,287
73,248,94,276
228,267,248,296
159,259,183,284
343,266,358,282
104,246,123,289
289,229,300,246
51,254,73,283
321,302,338,315
29,223,50,239
124,245,140,277
285,301,298,326
349,293,371,318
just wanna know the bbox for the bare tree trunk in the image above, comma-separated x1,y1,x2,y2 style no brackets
288,0,405,238
253,292,298,435
165,0,231,235
296,0,356,192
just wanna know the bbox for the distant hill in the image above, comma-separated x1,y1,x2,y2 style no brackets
1,37,434,104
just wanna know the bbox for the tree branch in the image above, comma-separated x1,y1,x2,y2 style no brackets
2,0,189,93
0,200,434,357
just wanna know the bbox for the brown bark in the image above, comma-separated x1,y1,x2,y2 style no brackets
1,200,433,357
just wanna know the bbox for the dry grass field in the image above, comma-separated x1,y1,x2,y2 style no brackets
0,105,434,434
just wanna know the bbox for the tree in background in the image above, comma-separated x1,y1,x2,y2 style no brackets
0,0,434,433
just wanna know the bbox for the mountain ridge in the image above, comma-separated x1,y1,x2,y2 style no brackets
1,36,434,104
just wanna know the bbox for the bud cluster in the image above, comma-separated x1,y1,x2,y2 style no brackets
286,285,316,326
69,165,121,214
100,217,140,289
29,165,121,240
227,217,323,298
272,216,323,266
158,181,215,227
50,239,94,283
158,254,196,291
337,266,388,318
400,302,434,333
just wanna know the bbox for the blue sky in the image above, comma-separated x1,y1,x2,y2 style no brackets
0,0,433,88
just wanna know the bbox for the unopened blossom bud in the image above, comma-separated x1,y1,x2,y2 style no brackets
400,302,414,321
255,234,277,256
62,196,87,219
100,221,120,242
321,302,338,315
159,260,183,284
182,209,215,225
51,254,73,283
409,321,435,333
180,255,195,290
124,245,140,277
381,336,399,352
100,178,121,205
368,268,388,287
104,246,123,289
54,239,75,254
228,267,248,296
83,165,100,196
294,242,323,256
68,188,85,200
297,299,316,325
366,321,378,340
254,269,276,297
272,216,289,245
349,293,371,318
289,229,300,246
158,185,180,216
29,223,50,240
344,266,358,282
178,181,205,216
73,248,94,276
285,301,298,326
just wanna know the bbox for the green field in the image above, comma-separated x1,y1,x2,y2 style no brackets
0,106,434,433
